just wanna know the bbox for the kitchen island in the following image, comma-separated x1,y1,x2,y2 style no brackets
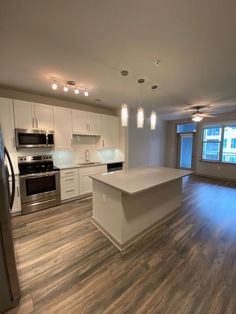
91,167,192,250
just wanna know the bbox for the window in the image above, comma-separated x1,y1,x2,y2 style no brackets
222,125,236,164
202,124,236,164
223,139,227,148
202,126,221,161
231,138,236,148
176,123,197,133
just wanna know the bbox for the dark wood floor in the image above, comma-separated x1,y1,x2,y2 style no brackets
7,175,236,314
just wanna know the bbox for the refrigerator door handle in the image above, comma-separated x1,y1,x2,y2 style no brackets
4,147,15,210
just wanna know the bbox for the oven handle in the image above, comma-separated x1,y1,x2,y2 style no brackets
19,171,60,179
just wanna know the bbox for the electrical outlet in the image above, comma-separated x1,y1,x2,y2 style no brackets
102,193,106,203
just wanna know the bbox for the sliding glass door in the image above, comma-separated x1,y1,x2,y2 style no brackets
178,133,194,169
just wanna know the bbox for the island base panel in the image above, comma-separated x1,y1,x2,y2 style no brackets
92,179,182,250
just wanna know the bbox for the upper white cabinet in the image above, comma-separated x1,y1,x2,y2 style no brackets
101,115,118,148
13,100,35,129
13,100,53,130
0,98,16,152
53,106,72,150
34,103,54,130
88,112,101,135
72,109,101,135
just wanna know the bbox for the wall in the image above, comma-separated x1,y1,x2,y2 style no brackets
165,113,236,181
0,87,115,115
127,114,166,168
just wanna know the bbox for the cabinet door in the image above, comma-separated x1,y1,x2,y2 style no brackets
13,99,34,129
53,107,72,150
34,103,54,130
101,115,118,148
88,112,101,135
0,98,15,152
72,110,88,134
79,175,92,195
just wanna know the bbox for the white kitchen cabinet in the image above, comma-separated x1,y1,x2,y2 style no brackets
72,110,88,134
60,168,79,200
13,100,53,130
88,112,101,135
0,98,16,152
72,109,101,135
78,164,107,195
13,100,35,129
101,115,118,148
53,107,72,150
9,175,21,215
34,103,54,130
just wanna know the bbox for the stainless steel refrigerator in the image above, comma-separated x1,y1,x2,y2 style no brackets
0,128,20,313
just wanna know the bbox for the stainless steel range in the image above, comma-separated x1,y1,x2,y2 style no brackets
18,155,60,214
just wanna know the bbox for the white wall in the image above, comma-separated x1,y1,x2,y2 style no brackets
127,114,166,168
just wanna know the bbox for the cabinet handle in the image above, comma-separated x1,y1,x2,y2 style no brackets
89,124,91,131
17,186,19,197
32,117,35,128
36,118,39,128
65,178,74,181
64,172,74,175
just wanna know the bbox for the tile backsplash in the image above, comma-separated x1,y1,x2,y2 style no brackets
10,135,124,173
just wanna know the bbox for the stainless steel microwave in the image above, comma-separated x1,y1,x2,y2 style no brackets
15,129,54,149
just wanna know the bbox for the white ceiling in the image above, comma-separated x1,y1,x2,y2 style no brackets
1,0,236,119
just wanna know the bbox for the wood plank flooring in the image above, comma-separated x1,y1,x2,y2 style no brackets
7,175,236,314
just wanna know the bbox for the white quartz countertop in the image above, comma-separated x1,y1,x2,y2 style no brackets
90,167,192,195
55,160,124,170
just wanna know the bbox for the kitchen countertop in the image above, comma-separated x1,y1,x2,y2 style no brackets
90,167,192,195
55,160,125,170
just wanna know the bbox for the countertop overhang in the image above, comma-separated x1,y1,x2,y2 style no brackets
90,167,192,195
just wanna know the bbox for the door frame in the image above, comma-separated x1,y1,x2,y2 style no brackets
176,132,195,170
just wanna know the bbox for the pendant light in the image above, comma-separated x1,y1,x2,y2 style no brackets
150,110,157,130
137,78,145,128
137,107,144,128
120,70,129,127
150,85,158,130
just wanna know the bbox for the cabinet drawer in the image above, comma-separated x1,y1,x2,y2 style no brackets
79,165,107,176
60,168,78,177
61,176,78,188
61,187,78,200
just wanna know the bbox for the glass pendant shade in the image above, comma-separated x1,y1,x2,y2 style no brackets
137,107,144,128
121,104,128,127
150,110,157,130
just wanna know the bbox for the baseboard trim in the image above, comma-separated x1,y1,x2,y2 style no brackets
195,173,236,183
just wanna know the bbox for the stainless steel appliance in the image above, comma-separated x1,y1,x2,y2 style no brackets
15,128,54,149
0,127,21,313
18,155,60,214
107,162,123,172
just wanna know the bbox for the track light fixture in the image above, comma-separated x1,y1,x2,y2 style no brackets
51,79,89,96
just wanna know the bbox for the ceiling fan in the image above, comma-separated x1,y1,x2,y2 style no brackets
185,105,216,122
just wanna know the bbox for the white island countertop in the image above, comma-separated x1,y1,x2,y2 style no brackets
90,167,192,195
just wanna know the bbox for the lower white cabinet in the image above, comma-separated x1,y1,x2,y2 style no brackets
9,175,21,215
79,165,107,195
60,168,79,200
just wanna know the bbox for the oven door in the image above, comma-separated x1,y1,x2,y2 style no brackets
19,171,60,205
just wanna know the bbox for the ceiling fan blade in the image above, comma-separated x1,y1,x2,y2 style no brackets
201,113,216,118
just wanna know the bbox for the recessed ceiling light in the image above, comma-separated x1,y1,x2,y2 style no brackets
151,85,158,90
155,59,161,66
